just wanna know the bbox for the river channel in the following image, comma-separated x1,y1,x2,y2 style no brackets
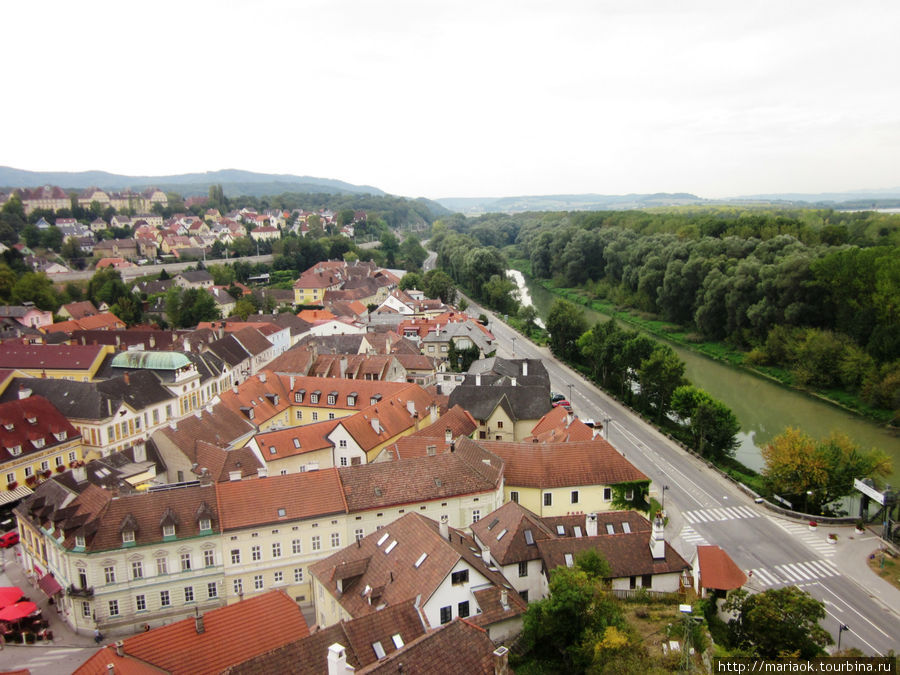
508,270,900,487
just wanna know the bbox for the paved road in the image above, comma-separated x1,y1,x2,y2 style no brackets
472,298,900,656
48,254,275,283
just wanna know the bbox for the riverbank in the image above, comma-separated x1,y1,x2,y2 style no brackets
507,259,896,427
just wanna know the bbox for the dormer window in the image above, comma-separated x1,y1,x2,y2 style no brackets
3,423,13,431
32,438,45,449
310,391,320,404
347,393,357,406
199,518,211,531
163,524,175,538
327,393,336,405
54,431,67,442
26,416,37,425
294,390,305,403
8,445,21,457
75,535,85,548
122,530,135,544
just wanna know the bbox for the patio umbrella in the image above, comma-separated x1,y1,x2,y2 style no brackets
0,588,24,609
0,601,38,622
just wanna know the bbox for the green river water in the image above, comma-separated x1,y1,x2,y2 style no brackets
510,271,900,488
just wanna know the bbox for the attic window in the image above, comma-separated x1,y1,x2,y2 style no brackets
377,533,390,546
199,518,211,531
54,431,67,442
163,524,175,538
294,390,305,403
32,438,45,449
8,445,21,456
392,634,404,649
269,446,277,455
3,423,12,431
606,524,615,535
487,518,500,531
426,445,436,456
496,528,508,541
122,530,135,544
564,553,574,568
370,394,381,405
75,535,85,548
347,394,357,406
574,526,583,538
310,391,320,404
372,641,386,659
384,540,398,554
524,529,534,545
556,525,565,536
622,522,631,534
433,477,442,487
277,508,286,518
414,553,427,568
327,392,337,405
292,438,300,449
374,487,382,497
26,416,37,425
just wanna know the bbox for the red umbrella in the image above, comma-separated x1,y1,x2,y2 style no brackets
0,587,24,609
0,601,38,622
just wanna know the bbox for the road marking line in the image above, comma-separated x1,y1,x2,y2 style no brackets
814,581,891,639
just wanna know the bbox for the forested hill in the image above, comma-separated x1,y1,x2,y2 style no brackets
429,207,900,418
0,167,384,197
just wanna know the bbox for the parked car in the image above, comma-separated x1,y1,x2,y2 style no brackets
0,531,19,548
552,400,571,409
550,392,566,403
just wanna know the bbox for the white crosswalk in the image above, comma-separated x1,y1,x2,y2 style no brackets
765,517,835,557
748,559,840,588
679,525,709,547
683,506,759,523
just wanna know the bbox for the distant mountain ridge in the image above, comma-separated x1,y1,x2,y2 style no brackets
0,166,385,197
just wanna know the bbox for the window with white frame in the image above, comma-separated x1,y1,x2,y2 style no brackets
355,528,364,542
340,457,348,466
330,532,340,548
68,451,77,463
160,590,170,607
251,545,261,561
291,539,302,555
108,599,119,617
180,553,192,571
231,549,241,564
311,536,321,551
543,492,552,507
81,601,91,617
163,524,175,538
135,594,146,611
312,412,318,421
294,568,303,582
253,575,263,590
207,582,218,599
603,487,612,501
233,579,243,595
203,549,215,567
472,510,480,523
54,456,63,467
339,439,347,448
273,571,283,584
131,561,143,579
199,518,211,531
122,530,135,544
104,566,116,584
184,586,194,603
272,542,282,558
156,557,168,576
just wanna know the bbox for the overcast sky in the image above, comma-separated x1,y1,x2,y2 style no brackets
4,1,898,199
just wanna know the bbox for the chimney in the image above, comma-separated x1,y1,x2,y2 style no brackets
493,646,510,675
289,375,295,391
339,357,347,379
123,371,130,386
500,589,509,611
327,643,350,675
444,428,452,444
115,640,124,656
73,465,87,483
183,338,190,352
199,467,211,486
257,467,268,479
650,513,666,560
17,384,31,400
133,440,146,463
232,384,238,395
481,544,491,566
195,612,205,634
511,377,517,387
439,515,449,541
107,665,115,674
259,372,266,384
566,411,574,427
149,335,155,348
522,361,528,377
586,513,598,537
475,373,481,386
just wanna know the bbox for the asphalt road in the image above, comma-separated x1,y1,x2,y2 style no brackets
472,298,900,656
49,254,275,283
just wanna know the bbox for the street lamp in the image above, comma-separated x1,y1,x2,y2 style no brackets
837,624,850,652
661,485,669,514
567,383,573,404
511,336,516,358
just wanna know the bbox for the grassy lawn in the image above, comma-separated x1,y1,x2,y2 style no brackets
867,548,900,592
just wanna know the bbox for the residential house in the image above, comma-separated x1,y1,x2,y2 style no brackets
250,225,280,242
0,304,53,330
692,545,747,601
293,263,347,305
309,512,526,642
0,343,114,381
58,301,99,321
175,270,214,289
74,590,309,675
92,238,138,260
12,186,69,214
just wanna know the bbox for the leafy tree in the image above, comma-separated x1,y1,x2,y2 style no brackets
482,274,519,316
11,272,60,311
671,385,741,460
207,263,235,287
110,293,143,326
447,341,480,372
60,236,83,261
422,269,456,304
379,231,400,267
230,297,256,320
637,345,686,421
547,299,588,362
399,272,423,292
0,265,18,302
398,235,427,271
22,224,41,249
518,304,538,334
724,587,832,658
158,267,171,281
41,226,64,251
762,428,892,514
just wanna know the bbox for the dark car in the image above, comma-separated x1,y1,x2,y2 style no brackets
550,392,566,403
0,531,19,548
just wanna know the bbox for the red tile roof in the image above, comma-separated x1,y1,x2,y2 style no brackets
480,439,647,488
527,405,596,443
74,590,309,675
696,545,747,591
0,343,109,371
252,418,340,460
215,469,347,530
0,395,80,464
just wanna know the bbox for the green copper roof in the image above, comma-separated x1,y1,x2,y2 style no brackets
111,351,192,371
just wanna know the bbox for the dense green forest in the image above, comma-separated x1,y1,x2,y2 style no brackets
429,207,900,420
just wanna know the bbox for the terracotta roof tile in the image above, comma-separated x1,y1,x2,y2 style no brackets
696,545,747,591
74,590,309,675
0,343,108,371
252,419,340,460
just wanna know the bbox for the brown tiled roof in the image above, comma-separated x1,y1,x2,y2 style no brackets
696,545,747,591
154,405,256,453
338,443,502,513
61,301,99,320
193,441,261,482
527,406,596,443
83,483,219,551
215,469,347,531
231,327,274,357
217,372,290,424
471,501,555,566
358,619,498,674
536,532,690,579
74,590,309,675
480,439,647,488
0,343,108,371
469,585,528,627
310,513,519,627
336,391,434,454
542,510,651,538
262,347,314,375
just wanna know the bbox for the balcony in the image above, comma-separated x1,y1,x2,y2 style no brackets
67,585,94,598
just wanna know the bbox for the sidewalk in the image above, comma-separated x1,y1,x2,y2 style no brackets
0,546,97,649
824,524,900,618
